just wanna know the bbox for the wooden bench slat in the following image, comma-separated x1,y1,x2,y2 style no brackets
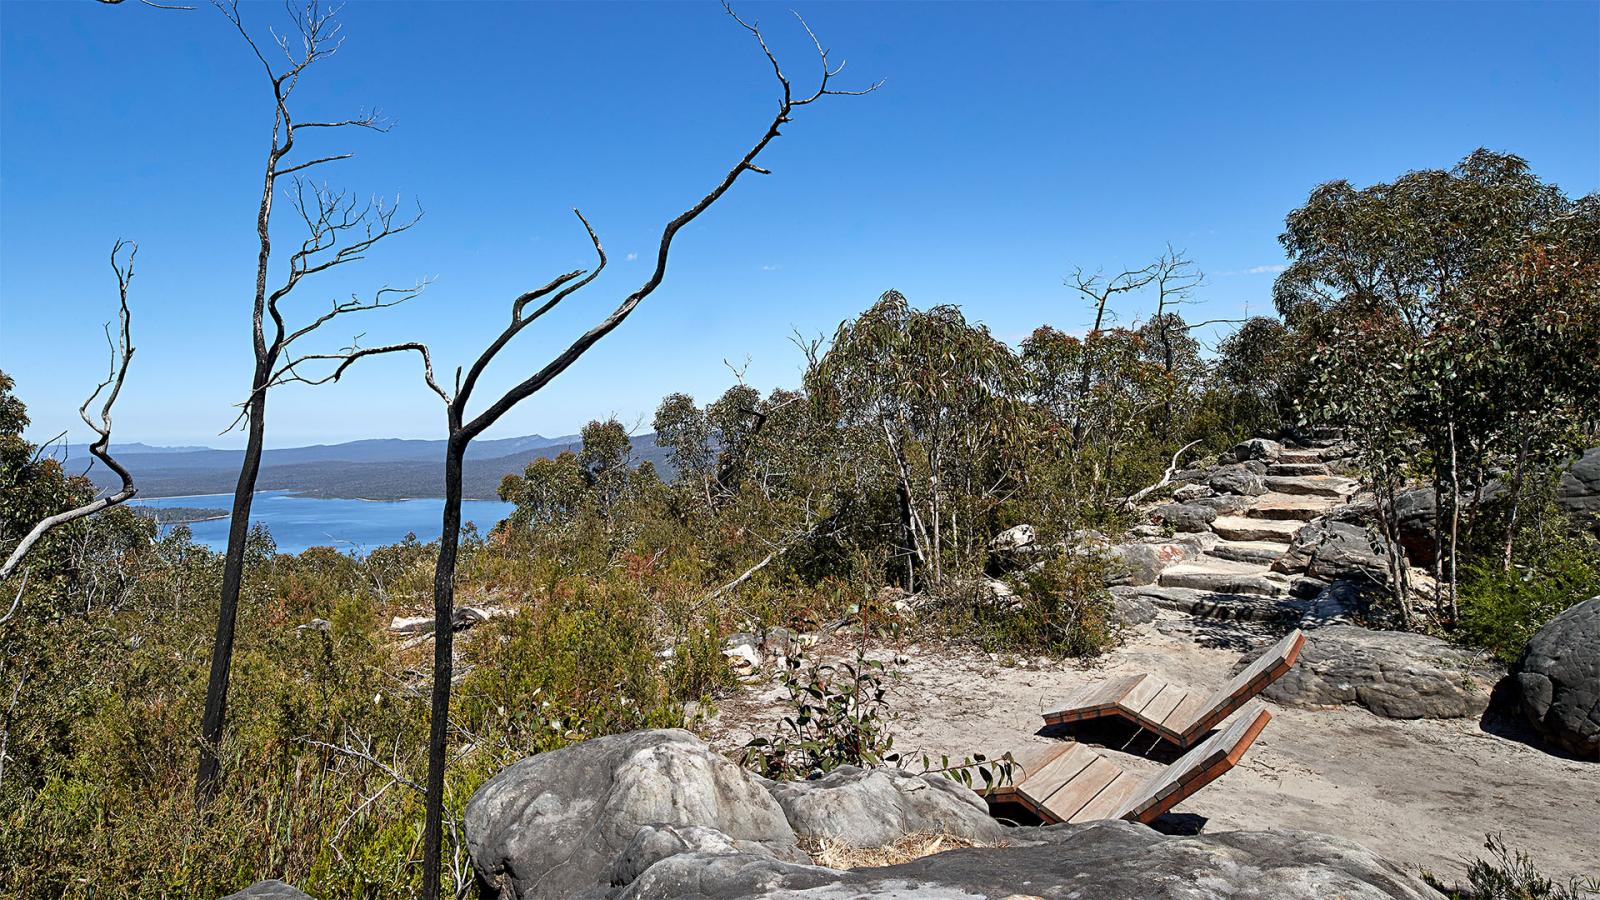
1017,743,1097,812
1042,756,1121,821
1138,684,1187,727
1067,770,1142,823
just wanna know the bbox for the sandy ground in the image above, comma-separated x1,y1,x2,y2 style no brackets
700,616,1600,887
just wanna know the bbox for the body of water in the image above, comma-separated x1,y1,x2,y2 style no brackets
130,492,515,555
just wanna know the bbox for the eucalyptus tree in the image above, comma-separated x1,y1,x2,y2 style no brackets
809,291,1023,585
195,0,425,805
295,8,878,895
1277,149,1598,617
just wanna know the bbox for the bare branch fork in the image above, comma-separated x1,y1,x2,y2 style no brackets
196,0,424,807
0,242,140,586
411,8,878,898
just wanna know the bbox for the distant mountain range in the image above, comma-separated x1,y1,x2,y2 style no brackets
68,433,672,501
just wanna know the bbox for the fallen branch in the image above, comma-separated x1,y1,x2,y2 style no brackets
1121,439,1202,511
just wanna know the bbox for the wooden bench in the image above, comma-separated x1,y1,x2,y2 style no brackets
986,702,1272,825
1042,628,1303,749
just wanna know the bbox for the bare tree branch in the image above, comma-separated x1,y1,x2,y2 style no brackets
0,242,140,584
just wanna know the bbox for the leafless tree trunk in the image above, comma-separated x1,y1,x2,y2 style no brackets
196,0,425,807
0,241,140,590
1066,265,1155,444
360,8,877,895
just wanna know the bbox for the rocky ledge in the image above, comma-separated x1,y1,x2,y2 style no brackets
455,727,1443,900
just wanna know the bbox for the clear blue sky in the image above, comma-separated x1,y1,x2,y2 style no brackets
3,1,1596,448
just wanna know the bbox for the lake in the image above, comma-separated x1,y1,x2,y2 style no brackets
130,492,515,555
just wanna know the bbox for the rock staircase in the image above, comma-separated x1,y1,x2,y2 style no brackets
1115,435,1360,632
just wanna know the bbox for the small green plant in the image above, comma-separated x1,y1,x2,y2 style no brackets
1424,834,1600,899
739,649,897,779
738,647,1013,791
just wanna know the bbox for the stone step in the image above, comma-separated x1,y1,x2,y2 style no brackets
1263,475,1358,498
1269,462,1330,477
1158,559,1285,597
1277,449,1325,464
1111,585,1307,623
1206,540,1289,565
1247,493,1335,522
1211,516,1303,543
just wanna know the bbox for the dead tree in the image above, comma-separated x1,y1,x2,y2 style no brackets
195,0,424,806
313,7,877,896
1066,264,1155,443
0,242,140,600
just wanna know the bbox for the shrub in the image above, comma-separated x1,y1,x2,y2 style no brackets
1424,834,1600,899
1455,529,1600,663
968,554,1122,658
739,649,897,780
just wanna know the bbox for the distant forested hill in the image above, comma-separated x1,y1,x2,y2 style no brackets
75,433,671,500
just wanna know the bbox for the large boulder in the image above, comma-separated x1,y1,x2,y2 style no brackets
1151,502,1217,533
761,765,1006,847
615,819,1444,899
220,882,313,900
1231,437,1283,464
464,729,805,899
1274,520,1390,584
1557,447,1600,534
1512,595,1600,758
1109,541,1199,586
1262,625,1499,719
1210,465,1269,497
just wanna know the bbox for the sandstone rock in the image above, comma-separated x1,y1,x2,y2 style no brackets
220,882,313,900
615,819,1444,900
1109,541,1198,586
1190,493,1255,515
464,729,804,899
1513,595,1600,758
1212,515,1302,543
1210,466,1269,496
722,634,763,678
1151,502,1217,533
1173,482,1215,502
761,765,1006,847
602,824,797,891
1112,591,1159,626
1231,437,1283,464
1112,584,1306,624
1261,625,1499,718
1557,447,1600,533
1274,520,1389,584
989,523,1036,553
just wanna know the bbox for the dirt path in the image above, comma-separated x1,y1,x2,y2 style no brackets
701,620,1600,886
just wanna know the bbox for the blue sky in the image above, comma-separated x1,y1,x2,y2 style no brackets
3,1,1596,448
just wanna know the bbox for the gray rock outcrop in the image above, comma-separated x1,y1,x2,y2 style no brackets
1262,625,1499,718
1152,502,1218,532
1231,437,1283,464
616,819,1444,900
1275,520,1390,584
761,765,1006,847
1210,465,1269,496
1512,595,1600,758
220,882,313,900
1558,447,1600,533
464,729,804,899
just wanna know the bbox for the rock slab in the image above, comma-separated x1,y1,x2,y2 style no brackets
616,819,1445,900
1513,595,1600,759
220,882,313,900
761,765,1007,847
464,729,804,899
1263,625,1499,719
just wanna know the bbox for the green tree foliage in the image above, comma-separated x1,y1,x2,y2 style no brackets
1277,149,1600,622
